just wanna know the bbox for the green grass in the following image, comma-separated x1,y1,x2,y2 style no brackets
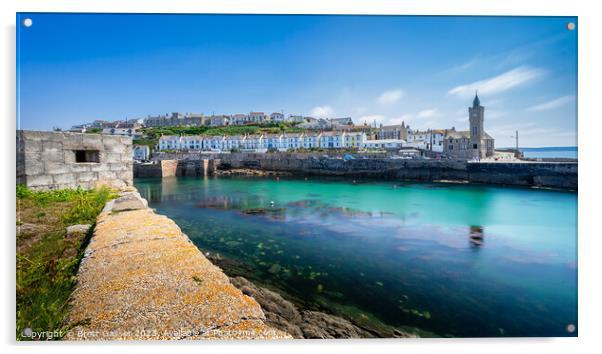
16,185,117,340
142,123,305,140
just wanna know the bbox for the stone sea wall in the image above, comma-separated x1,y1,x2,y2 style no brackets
17,130,133,190
141,153,577,190
65,189,291,340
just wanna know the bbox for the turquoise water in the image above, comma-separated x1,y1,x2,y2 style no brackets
135,176,577,337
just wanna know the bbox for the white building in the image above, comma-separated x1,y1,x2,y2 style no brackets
133,144,150,161
299,118,332,130
407,130,430,150
302,133,320,149
158,135,182,150
242,134,264,151
329,117,354,126
288,115,305,123
223,135,244,151
319,131,344,149
343,132,366,149
406,129,449,152
231,114,250,125
430,129,447,153
210,115,230,127
270,112,285,123
282,133,304,150
157,131,370,153
249,112,268,124
264,134,283,150
363,139,406,150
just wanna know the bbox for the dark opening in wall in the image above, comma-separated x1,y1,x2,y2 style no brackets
74,150,100,163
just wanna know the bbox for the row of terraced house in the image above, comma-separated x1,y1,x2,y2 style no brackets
158,131,368,152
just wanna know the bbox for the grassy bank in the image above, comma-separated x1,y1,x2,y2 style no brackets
136,123,306,148
16,185,117,340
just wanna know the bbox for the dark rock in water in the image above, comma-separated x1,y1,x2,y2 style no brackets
299,311,374,339
230,276,375,339
241,208,286,215
231,276,304,338
241,208,268,215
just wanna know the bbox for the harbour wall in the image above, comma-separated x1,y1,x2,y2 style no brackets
136,153,577,190
65,188,291,340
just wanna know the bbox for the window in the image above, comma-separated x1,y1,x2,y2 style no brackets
473,144,478,149
74,150,100,163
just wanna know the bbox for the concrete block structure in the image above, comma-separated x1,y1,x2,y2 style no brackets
17,130,133,190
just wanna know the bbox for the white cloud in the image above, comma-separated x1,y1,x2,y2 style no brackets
310,105,335,118
377,89,405,104
447,66,544,98
417,108,438,118
446,59,477,74
487,110,506,120
526,95,574,112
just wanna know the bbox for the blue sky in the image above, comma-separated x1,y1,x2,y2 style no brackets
17,14,577,147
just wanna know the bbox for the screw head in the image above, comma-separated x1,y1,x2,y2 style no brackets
22,18,33,27
567,22,576,31
566,323,576,333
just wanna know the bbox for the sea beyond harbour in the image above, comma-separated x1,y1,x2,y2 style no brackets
518,146,577,159
135,176,577,337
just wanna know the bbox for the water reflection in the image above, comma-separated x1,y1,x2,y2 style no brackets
469,225,485,248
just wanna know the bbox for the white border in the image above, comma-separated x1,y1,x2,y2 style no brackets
2,1,601,354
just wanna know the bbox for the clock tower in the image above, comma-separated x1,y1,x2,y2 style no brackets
469,91,485,158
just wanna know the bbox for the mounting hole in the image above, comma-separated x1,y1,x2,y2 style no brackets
566,22,575,31
566,323,576,333
22,18,33,28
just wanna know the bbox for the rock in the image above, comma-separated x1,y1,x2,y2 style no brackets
17,222,48,236
214,168,292,177
300,311,373,339
231,276,304,338
110,192,148,212
229,276,375,339
65,224,91,238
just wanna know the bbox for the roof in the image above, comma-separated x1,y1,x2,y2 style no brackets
473,92,480,107
380,124,405,130
444,130,494,140
320,131,343,136
445,130,471,139
365,139,406,144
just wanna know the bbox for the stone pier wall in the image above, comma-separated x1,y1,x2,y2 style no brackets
65,189,291,340
139,153,577,190
134,159,220,178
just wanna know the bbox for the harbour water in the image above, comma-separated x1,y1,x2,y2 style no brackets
136,176,577,337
